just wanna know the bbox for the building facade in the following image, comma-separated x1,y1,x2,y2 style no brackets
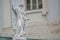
0,0,60,40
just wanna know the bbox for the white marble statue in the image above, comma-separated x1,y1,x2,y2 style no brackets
12,4,27,40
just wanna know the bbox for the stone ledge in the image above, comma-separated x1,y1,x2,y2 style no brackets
1,27,14,37
47,20,60,26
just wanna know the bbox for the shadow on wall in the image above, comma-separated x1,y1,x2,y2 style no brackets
0,37,41,40
0,37,12,40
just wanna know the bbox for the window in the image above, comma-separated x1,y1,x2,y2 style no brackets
26,0,42,10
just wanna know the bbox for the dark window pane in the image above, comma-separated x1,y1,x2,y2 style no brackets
26,0,30,10
38,0,42,9
32,0,36,9
32,4,36,9
26,0,30,4
27,4,31,10
32,0,36,4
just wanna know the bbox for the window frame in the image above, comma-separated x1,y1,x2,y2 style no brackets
26,0,43,10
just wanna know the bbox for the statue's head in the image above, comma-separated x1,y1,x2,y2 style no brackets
19,4,24,9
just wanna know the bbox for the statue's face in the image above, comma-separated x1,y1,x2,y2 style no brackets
19,5,24,9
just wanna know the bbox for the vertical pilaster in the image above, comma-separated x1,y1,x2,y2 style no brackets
42,0,48,15
2,0,11,28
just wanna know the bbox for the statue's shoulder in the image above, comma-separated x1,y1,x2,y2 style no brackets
15,7,23,12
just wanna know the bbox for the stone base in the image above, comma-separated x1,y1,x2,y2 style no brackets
48,20,60,25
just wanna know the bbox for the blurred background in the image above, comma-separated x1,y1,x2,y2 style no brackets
0,0,60,40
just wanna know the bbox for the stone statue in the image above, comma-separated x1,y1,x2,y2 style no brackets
12,4,27,40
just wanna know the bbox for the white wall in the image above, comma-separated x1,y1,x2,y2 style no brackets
0,0,3,36
48,0,60,24
0,0,3,28
59,0,60,20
